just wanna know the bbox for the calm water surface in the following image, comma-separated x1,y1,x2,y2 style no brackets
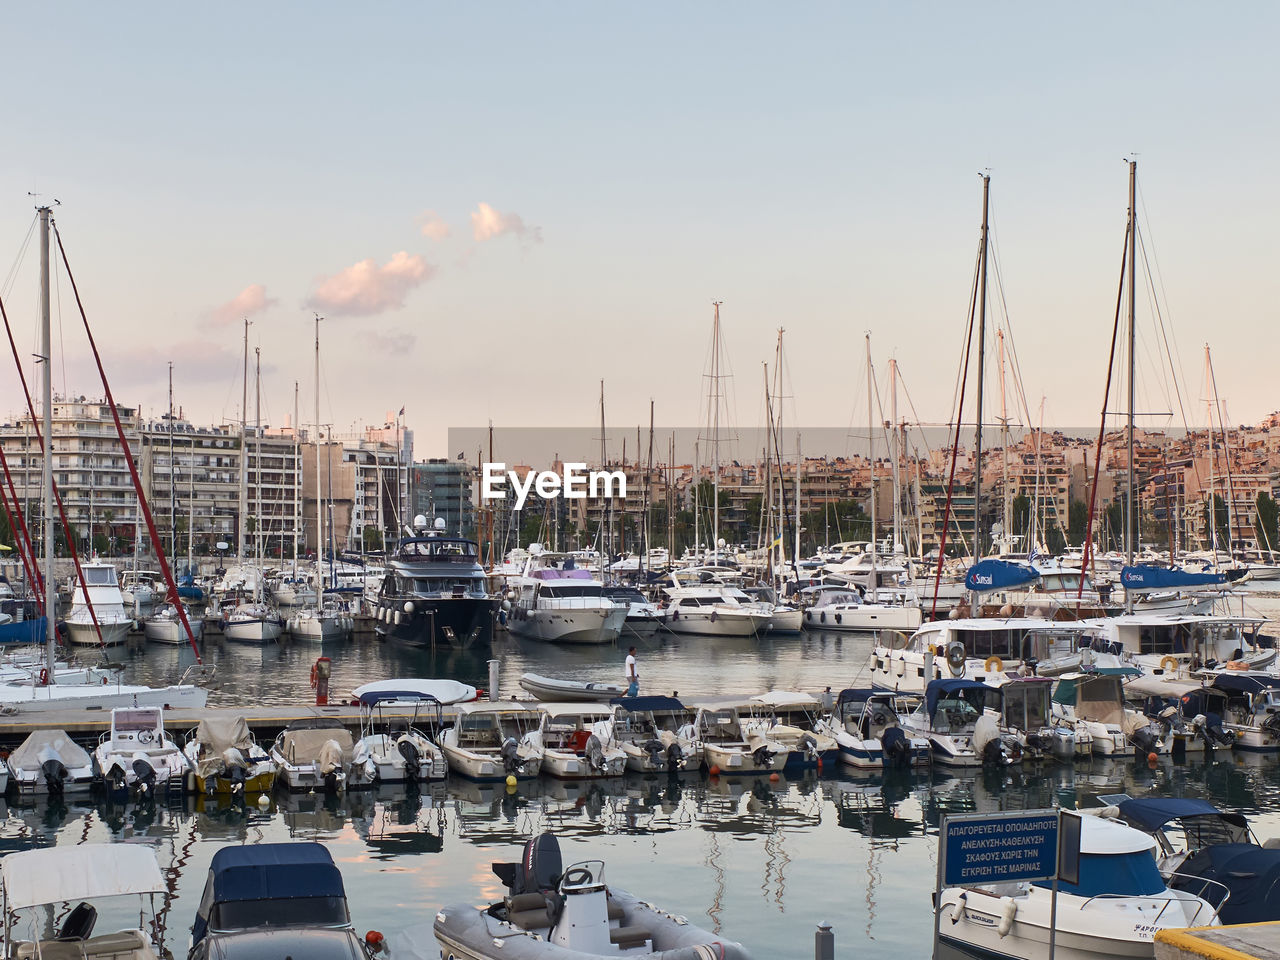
8,588,1279,959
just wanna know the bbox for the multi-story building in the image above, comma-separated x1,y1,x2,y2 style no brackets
410,459,475,536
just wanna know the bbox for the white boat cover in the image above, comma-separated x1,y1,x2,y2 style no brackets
194,716,254,778
280,727,353,766
751,691,820,708
1,844,163,910
351,678,477,704
8,729,91,773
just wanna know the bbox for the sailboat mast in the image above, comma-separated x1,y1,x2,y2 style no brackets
254,346,262,562
1126,159,1137,565
712,301,722,554
293,382,299,567
997,329,1009,548
866,335,877,588
168,361,176,561
238,318,249,560
974,173,990,559
38,206,55,679
314,317,323,608
889,357,902,553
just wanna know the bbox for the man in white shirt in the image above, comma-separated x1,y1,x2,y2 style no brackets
625,646,638,697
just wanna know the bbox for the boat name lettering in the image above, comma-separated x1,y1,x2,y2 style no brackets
481,462,627,509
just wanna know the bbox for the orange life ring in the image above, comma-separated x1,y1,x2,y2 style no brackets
1159,656,1179,674
39,668,48,685
984,656,1004,674
309,663,318,689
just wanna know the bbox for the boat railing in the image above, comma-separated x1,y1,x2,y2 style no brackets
1077,874,1229,927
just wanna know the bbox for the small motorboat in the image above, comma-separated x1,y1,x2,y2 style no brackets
191,842,362,960
439,702,542,781
602,695,698,773
349,693,447,787
814,688,931,769
270,718,354,792
8,728,95,796
681,700,788,774
350,677,477,705
900,679,1017,768
742,691,840,769
0,844,167,960
528,704,627,778
519,672,627,703
432,832,752,960
183,715,277,798
936,815,1221,960
92,706,188,799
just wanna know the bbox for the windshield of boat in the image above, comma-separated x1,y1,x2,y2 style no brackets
1032,852,1164,898
210,896,350,933
540,584,603,599
86,566,117,586
1002,684,1050,731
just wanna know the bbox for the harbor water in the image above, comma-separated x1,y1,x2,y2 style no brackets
6,588,1280,959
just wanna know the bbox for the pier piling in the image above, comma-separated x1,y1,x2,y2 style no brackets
814,922,834,960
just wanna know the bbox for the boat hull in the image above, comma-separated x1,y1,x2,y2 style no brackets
440,744,540,781
223,617,284,643
64,620,132,647
143,615,204,645
286,613,354,641
508,607,618,644
376,596,497,646
664,612,768,638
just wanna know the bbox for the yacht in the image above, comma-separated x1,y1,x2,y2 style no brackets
900,679,1002,767
662,584,772,638
1084,612,1273,676
1051,670,1173,757
802,584,922,632
375,522,498,645
814,688,931,768
601,584,667,639
286,596,355,642
64,560,133,647
142,602,204,644
507,551,624,645
222,601,284,643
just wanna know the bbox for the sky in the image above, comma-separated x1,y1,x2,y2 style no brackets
2,4,1276,458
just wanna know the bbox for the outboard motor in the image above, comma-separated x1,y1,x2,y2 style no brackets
1130,723,1162,758
881,726,910,768
131,757,158,798
41,757,69,796
666,740,684,769
1023,732,1050,758
1196,712,1236,749
798,732,820,762
493,832,564,896
222,746,248,795
584,734,606,771
641,739,666,770
751,744,774,768
500,736,522,775
105,761,128,795
397,738,422,779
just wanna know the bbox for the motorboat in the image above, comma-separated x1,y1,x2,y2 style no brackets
741,691,839,769
349,693,447,786
190,842,358,960
1084,613,1273,676
869,616,1093,694
0,663,211,712
507,554,625,645
285,599,355,641
183,715,277,797
740,585,803,634
681,700,788,774
374,531,498,646
936,815,1221,960
601,695,698,773
439,702,542,781
602,584,667,639
814,688,931,769
92,706,188,800
900,679,1019,768
662,585,772,638
527,704,627,778
222,602,284,643
1175,673,1280,750
519,672,627,703
120,569,165,610
143,603,204,644
8,728,95,796
63,560,134,647
270,718,354,792
1051,669,1174,757
992,676,1067,762
432,832,752,960
801,585,922,633
350,678,478,705
0,844,168,960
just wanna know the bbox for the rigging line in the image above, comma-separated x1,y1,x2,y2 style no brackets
985,232,1036,435
895,366,936,462
53,244,67,401
53,221,202,663
1136,181,1193,410
1,216,37,301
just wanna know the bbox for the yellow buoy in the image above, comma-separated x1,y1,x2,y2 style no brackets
505,775,518,788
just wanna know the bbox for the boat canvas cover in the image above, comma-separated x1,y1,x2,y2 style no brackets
1211,674,1280,696
1031,818,1162,898
609,695,685,712
964,559,1038,594
351,679,477,704
751,691,819,709
8,728,91,772
206,843,344,904
1172,843,1280,925
1120,565,1228,591
357,690,441,707
1117,797,1248,835
281,724,353,763
925,679,995,718
195,716,255,778
837,688,878,707
1,844,163,910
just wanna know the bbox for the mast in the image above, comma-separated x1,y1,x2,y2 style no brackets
711,301,722,555
238,318,249,560
866,335,877,593
973,173,990,559
293,381,300,569
1126,159,1137,565
168,361,176,561
314,317,323,610
254,346,262,564
889,357,902,553
794,431,801,565
997,329,1009,550
38,206,55,681
187,390,195,569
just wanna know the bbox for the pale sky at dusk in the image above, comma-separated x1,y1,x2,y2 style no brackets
2,4,1276,457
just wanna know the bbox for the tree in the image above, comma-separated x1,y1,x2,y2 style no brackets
363,527,384,552
1257,493,1279,556
1045,520,1066,555
1009,493,1031,544
1068,499,1088,547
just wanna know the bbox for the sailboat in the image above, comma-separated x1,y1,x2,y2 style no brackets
287,318,355,641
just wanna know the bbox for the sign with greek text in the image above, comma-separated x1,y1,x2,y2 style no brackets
941,810,1059,887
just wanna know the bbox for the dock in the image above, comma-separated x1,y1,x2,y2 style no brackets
1156,922,1280,960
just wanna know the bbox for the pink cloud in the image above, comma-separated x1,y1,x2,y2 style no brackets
306,252,435,317
209,283,276,326
470,202,542,244
418,210,451,241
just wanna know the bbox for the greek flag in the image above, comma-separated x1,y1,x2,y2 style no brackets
1029,544,1041,566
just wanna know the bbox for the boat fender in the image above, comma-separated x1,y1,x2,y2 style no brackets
710,610,717,622
1160,656,1178,674
820,612,826,624
394,610,402,625
834,613,842,624
997,896,1017,937
39,668,48,685
403,601,414,615
984,655,1003,674
951,891,967,924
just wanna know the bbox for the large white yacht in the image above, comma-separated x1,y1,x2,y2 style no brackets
507,551,625,644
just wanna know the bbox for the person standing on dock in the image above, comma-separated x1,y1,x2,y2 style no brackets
625,646,639,697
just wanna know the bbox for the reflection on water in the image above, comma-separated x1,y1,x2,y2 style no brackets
3,756,1280,959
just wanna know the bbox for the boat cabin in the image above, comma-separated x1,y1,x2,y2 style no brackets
921,679,1001,734
833,688,919,740
999,678,1054,734
1052,672,1128,725
104,707,169,755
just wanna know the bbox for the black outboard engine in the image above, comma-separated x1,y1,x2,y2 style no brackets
493,832,564,896
1131,724,1162,758
41,758,69,796
397,739,422,779
666,740,684,769
1023,732,1050,757
105,762,128,795
1198,712,1236,749
131,758,158,798
584,734,606,771
751,744,774,768
642,739,666,770
881,726,910,768
227,763,246,795
500,736,522,775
